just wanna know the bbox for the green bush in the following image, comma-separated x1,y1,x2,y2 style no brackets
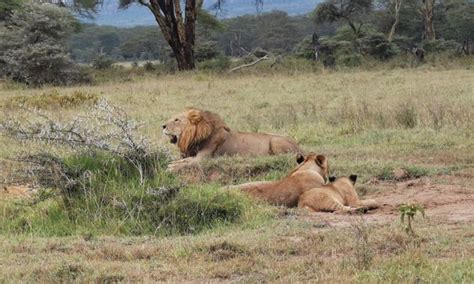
143,61,156,71
361,33,399,60
422,39,460,54
0,2,89,86
92,54,114,70
293,36,316,60
198,55,231,72
195,41,221,62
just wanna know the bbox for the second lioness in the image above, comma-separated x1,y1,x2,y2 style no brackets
234,153,329,207
298,175,378,213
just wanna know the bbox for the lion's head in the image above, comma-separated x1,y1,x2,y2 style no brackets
163,109,229,157
291,152,330,181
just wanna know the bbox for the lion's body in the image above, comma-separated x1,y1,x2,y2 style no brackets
235,153,329,207
213,131,301,156
298,176,378,213
163,109,303,171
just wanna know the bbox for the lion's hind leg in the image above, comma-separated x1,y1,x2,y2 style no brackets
357,199,379,210
269,136,302,155
299,191,349,213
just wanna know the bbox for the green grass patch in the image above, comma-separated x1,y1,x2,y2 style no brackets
356,253,474,283
0,151,272,237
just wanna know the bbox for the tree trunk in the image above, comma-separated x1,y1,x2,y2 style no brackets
388,0,403,42
420,0,436,40
143,0,197,70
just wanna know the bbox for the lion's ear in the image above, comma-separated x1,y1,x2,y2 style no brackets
187,110,203,125
349,174,357,185
296,153,305,164
315,155,327,168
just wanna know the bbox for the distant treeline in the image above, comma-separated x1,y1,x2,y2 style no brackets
69,5,473,63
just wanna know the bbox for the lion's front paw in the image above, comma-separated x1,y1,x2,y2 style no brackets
166,158,196,173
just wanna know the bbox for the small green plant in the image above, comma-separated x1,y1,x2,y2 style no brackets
399,203,425,236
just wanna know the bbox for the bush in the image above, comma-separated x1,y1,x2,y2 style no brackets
0,3,89,86
143,61,156,71
422,39,460,53
195,41,221,62
92,54,114,70
198,55,231,72
293,36,316,60
361,33,399,60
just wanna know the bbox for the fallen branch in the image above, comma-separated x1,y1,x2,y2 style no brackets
228,55,269,73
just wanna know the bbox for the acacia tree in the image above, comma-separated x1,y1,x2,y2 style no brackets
53,0,261,71
387,0,403,42
419,0,435,40
314,0,373,37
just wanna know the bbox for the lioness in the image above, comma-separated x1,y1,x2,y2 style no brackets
298,175,379,213
234,153,329,207
163,109,303,171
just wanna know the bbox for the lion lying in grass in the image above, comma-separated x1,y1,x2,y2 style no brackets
163,109,303,171
232,153,329,207
298,175,379,213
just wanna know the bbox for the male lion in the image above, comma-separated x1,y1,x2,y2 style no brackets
298,175,379,213
163,109,303,171
232,153,329,207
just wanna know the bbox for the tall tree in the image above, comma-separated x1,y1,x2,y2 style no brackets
313,0,373,37
54,0,261,70
420,0,436,39
387,0,403,41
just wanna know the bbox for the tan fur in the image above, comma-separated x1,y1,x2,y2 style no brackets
234,153,329,207
163,109,303,171
298,177,379,213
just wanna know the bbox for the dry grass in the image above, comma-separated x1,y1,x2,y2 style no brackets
0,67,473,281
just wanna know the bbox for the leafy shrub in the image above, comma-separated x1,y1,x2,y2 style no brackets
198,55,231,72
195,41,221,62
293,36,316,60
143,61,156,71
92,54,114,70
361,33,399,60
0,3,89,86
422,39,460,53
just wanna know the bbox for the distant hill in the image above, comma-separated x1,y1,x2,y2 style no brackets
81,0,320,27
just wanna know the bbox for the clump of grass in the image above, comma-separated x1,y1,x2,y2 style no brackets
53,263,86,282
6,90,99,109
1,152,269,236
395,103,418,129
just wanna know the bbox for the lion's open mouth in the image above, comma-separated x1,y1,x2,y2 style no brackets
169,135,178,144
